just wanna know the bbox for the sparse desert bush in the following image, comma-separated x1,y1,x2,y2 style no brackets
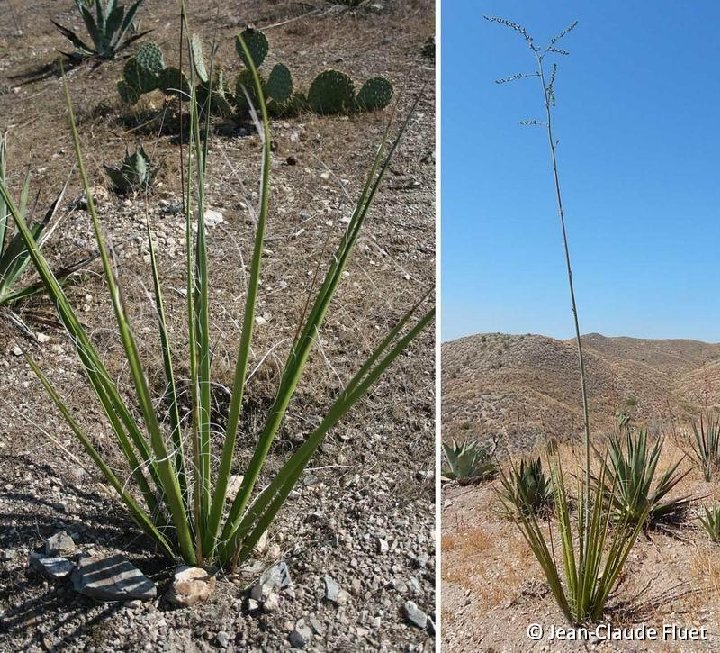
699,504,720,542
689,412,720,481
0,29,432,568
442,439,498,483
117,28,393,118
53,0,148,60
601,424,691,528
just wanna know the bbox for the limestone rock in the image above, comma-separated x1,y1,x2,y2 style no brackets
166,566,216,607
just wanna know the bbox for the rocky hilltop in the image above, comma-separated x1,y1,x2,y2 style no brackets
442,332,720,452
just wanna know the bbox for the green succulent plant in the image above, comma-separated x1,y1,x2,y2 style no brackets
308,70,356,115
0,133,90,308
53,0,149,60
442,438,498,484
499,456,553,517
699,504,720,542
599,425,692,529
117,28,393,119
104,146,156,194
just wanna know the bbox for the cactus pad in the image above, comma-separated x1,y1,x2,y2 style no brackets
269,92,307,118
307,70,355,115
355,76,393,111
117,79,141,105
191,33,209,84
234,69,264,111
235,28,268,68
158,67,191,100
265,63,293,103
123,57,159,94
134,41,164,74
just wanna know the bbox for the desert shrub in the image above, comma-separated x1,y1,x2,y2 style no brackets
0,30,432,568
53,0,148,60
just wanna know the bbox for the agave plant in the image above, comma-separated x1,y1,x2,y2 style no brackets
53,0,148,61
602,425,691,528
689,412,720,482
0,29,432,569
699,504,720,542
442,438,498,483
104,145,156,194
499,456,553,517
0,132,90,309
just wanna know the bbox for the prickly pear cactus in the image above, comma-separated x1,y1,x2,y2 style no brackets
355,76,393,111
104,146,156,194
265,63,293,104
268,92,307,118
121,42,165,97
235,28,268,68
134,41,165,74
234,69,264,111
157,67,191,100
117,79,141,105
307,70,355,115
197,70,234,117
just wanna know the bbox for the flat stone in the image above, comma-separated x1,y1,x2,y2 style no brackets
46,531,76,557
29,553,74,579
323,575,340,603
289,622,312,649
71,555,156,601
250,561,292,601
263,592,280,612
216,631,230,648
166,566,216,607
403,601,428,630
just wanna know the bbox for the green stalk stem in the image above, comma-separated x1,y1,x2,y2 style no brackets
537,57,592,540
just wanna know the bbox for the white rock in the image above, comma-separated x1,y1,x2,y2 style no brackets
166,566,216,607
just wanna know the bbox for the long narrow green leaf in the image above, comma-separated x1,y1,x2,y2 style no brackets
206,31,273,555
27,355,176,560
222,96,422,543
0,133,8,257
146,216,186,502
220,305,434,563
0,181,162,520
61,69,195,564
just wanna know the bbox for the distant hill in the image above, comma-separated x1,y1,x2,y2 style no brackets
441,332,720,452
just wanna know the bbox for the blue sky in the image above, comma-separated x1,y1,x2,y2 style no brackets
441,1,720,343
